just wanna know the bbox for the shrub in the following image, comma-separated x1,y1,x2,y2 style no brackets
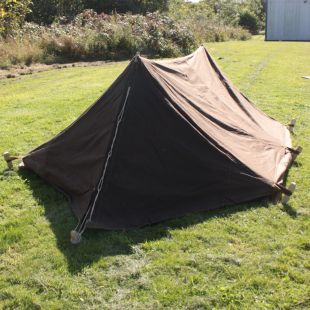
0,8,251,68
238,11,259,35
0,38,43,67
41,35,87,62
191,21,251,43
86,33,109,59
167,1,251,44
38,10,197,61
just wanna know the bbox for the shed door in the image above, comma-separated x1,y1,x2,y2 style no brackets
299,0,310,40
267,0,310,41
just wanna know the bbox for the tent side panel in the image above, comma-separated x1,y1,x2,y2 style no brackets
23,62,135,218
140,47,291,184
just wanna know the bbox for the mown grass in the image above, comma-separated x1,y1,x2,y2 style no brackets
0,36,309,309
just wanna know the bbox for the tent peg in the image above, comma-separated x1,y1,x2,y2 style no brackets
3,151,14,170
282,182,296,205
70,230,82,244
288,119,296,133
292,146,302,161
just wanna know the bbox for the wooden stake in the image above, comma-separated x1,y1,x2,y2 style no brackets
282,182,296,205
288,119,296,133
3,151,13,170
70,230,82,245
292,146,303,161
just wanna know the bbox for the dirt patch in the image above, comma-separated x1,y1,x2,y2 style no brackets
0,61,118,80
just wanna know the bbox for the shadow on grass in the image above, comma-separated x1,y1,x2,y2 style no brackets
19,168,271,274
279,157,301,219
282,203,297,218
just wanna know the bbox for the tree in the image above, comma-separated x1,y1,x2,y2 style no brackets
83,0,168,14
242,0,265,29
26,0,58,25
27,0,84,25
0,0,31,36
56,0,84,19
239,10,259,34
27,0,169,25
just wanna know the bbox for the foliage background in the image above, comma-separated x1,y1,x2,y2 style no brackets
0,1,264,67
1,0,265,34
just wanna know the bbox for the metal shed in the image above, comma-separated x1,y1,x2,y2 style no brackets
266,0,310,41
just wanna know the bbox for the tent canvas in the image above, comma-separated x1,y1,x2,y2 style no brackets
22,47,295,232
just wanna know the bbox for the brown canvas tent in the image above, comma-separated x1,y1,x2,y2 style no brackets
22,47,298,239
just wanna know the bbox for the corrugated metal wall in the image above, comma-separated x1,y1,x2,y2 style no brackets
266,0,310,41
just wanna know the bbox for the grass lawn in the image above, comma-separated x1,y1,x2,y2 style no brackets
0,36,309,309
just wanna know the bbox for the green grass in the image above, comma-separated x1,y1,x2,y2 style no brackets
0,36,309,309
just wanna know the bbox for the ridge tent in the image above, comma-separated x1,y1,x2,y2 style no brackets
22,47,297,237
